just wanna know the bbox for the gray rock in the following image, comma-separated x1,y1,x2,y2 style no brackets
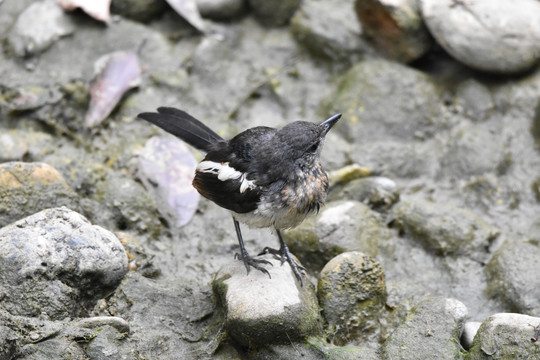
93,172,162,237
355,0,432,62
307,337,380,360
0,85,64,112
318,252,386,345
97,272,226,359
348,140,441,179
137,134,200,228
460,321,481,351
468,313,540,359
84,325,133,360
7,0,75,57
534,176,540,203
533,99,540,142
454,79,494,122
251,338,379,360
461,174,520,213
285,200,391,270
328,176,399,210
0,207,128,319
421,0,540,74
0,131,28,162
111,0,167,22
197,0,246,20
322,59,444,143
0,162,80,228
0,324,18,360
382,297,468,359
212,255,322,347
291,0,372,62
0,309,133,360
391,198,499,256
248,0,300,26
486,239,540,316
438,122,509,179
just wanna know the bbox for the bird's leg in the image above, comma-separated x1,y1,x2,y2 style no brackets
258,229,306,286
232,218,272,278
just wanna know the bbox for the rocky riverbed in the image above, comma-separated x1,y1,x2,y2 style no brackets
1,0,540,359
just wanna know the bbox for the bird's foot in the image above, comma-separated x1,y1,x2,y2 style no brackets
234,252,272,279
258,246,306,286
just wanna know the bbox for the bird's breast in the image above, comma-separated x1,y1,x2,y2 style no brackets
247,164,329,229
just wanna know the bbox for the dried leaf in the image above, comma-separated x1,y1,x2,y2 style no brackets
165,0,206,33
56,0,111,23
85,51,141,127
138,135,200,227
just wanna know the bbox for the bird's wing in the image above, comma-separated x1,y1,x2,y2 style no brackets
192,126,277,214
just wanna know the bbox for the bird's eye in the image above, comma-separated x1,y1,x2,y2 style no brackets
307,142,319,153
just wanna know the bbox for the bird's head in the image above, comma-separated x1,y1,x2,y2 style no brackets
275,114,341,174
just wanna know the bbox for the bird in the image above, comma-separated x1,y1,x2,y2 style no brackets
138,107,341,286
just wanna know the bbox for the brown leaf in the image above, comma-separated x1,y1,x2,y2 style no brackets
56,0,111,23
85,51,141,127
138,135,200,227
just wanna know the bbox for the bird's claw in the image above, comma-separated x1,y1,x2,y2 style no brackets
257,247,306,286
235,252,272,279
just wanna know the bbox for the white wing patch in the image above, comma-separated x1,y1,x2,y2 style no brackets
197,160,256,193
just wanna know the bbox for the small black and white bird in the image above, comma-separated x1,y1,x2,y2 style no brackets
138,107,341,286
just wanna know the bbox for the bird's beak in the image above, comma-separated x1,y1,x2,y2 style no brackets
320,113,341,135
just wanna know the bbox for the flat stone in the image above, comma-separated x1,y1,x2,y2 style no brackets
392,198,499,257
382,297,468,359
212,255,322,346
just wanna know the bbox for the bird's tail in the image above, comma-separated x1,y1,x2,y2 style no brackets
138,107,223,152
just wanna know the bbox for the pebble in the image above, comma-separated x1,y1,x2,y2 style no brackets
7,0,75,57
486,239,540,316
0,131,28,162
318,251,386,344
0,162,79,228
469,313,540,359
421,0,540,74
290,0,372,61
328,176,399,210
355,0,432,62
460,321,481,350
